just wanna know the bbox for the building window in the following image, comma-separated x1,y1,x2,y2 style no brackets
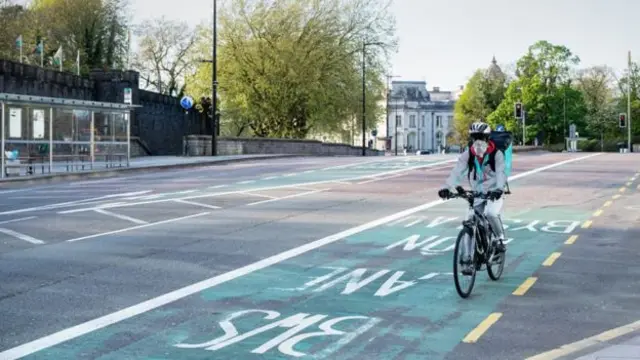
409,115,416,128
447,115,453,125
421,115,425,127
436,116,442,128
395,115,402,127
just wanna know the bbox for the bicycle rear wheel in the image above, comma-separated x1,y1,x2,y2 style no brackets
453,228,476,298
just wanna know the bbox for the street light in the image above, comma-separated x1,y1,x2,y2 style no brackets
198,0,218,156
361,41,385,156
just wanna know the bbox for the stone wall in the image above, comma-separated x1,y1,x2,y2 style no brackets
184,135,384,156
0,59,200,156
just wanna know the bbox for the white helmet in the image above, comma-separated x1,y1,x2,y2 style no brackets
469,121,491,135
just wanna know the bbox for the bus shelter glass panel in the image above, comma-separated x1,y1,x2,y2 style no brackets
94,110,128,168
51,108,92,171
3,104,52,176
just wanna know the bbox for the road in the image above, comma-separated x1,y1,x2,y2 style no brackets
0,152,638,359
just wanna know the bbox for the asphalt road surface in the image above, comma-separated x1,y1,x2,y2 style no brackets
0,152,638,360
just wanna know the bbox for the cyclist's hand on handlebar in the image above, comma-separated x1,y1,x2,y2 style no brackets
489,189,503,200
438,188,452,199
455,186,465,195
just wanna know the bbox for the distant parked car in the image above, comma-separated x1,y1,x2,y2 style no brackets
416,150,431,155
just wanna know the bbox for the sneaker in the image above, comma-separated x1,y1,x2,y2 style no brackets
493,239,506,253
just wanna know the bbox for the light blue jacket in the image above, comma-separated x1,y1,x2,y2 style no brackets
445,148,507,193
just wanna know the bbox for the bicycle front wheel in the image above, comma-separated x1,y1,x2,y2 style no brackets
453,227,476,298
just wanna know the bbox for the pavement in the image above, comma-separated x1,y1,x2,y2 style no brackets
0,154,302,185
0,152,638,359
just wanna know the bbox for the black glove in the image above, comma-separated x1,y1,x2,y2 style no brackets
489,189,503,200
438,188,452,199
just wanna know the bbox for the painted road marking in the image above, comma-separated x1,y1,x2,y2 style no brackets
65,212,210,243
619,187,626,192
208,185,227,189
513,277,538,296
93,209,148,225
243,192,277,199
42,159,460,214
247,189,327,206
462,313,502,343
542,252,562,266
238,180,255,184
593,209,603,217
603,200,612,207
582,220,592,228
173,199,221,210
525,319,640,359
0,216,37,225
0,191,153,215
565,235,578,244
0,227,45,244
0,153,601,360
612,194,621,199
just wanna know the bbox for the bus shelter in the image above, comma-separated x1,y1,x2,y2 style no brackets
0,93,139,179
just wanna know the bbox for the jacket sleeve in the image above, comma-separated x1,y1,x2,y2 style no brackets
494,150,507,190
445,150,470,189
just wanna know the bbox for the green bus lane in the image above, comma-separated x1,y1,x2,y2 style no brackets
21,197,590,359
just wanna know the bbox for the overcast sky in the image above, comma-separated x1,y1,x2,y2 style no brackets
15,0,640,91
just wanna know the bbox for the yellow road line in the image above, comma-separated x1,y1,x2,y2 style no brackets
603,200,612,207
526,319,640,359
462,313,502,343
513,277,537,296
565,235,578,244
612,194,621,199
581,220,592,228
620,187,626,193
593,209,603,217
542,252,562,266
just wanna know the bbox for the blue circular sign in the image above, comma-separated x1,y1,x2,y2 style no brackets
180,96,194,110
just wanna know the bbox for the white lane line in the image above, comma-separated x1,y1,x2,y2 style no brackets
303,170,315,173
0,191,153,215
66,212,210,243
332,181,353,185
283,173,296,177
247,189,327,206
0,153,601,360
356,173,406,185
49,159,458,214
243,192,278,199
93,209,148,225
237,180,255,184
262,176,277,180
0,216,37,225
0,228,44,244
208,185,227,189
173,199,221,209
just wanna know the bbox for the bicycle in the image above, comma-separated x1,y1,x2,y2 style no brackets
444,187,509,298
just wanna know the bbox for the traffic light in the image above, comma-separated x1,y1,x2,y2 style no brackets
514,102,523,119
619,113,627,128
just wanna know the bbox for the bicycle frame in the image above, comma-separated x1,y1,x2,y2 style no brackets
458,194,494,265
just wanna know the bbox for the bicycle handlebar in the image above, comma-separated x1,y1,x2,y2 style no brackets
445,187,510,201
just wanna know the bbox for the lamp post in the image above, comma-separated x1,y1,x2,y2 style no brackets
386,74,399,153
361,41,385,156
200,1,218,155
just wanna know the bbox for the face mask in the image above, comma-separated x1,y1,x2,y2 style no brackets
472,140,488,157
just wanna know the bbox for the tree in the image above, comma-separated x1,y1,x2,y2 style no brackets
488,41,585,145
185,0,396,139
575,66,618,149
33,0,130,71
614,61,640,139
452,59,507,144
132,16,197,96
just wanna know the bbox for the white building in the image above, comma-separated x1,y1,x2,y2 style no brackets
382,81,457,153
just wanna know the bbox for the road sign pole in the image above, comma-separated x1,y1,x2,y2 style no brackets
628,51,632,153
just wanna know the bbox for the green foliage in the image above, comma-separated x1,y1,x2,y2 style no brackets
0,0,130,74
488,41,586,145
185,0,396,139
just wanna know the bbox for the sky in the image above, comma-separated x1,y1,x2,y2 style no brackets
15,0,640,91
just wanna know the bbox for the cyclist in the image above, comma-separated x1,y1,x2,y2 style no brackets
438,121,507,273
